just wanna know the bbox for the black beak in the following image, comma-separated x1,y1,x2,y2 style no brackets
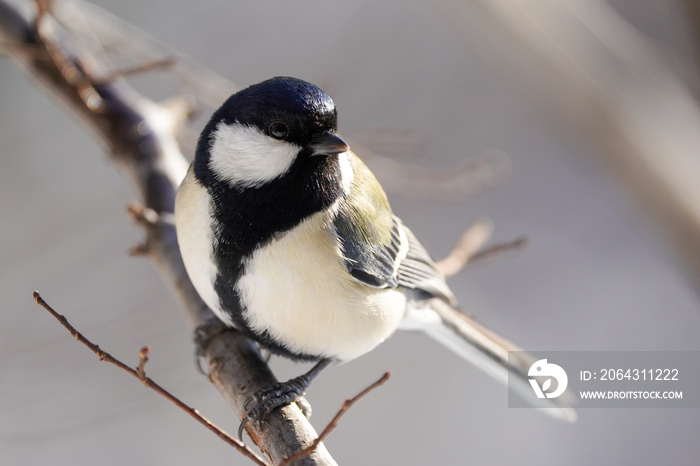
310,132,349,156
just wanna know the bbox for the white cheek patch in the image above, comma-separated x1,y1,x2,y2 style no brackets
209,122,300,188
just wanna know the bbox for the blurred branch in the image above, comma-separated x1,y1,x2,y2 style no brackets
349,127,510,201
467,236,528,266
0,1,335,464
435,0,700,285
435,219,493,277
435,219,528,277
1,0,515,462
681,0,700,60
47,0,502,202
353,144,510,201
94,55,175,85
51,0,239,107
32,292,268,466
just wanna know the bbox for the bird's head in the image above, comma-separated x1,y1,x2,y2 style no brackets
194,76,350,190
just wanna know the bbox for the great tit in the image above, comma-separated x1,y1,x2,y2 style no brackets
175,76,575,430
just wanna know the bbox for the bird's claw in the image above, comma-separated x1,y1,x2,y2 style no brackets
237,375,312,440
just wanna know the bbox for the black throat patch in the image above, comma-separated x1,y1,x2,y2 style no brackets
199,153,344,360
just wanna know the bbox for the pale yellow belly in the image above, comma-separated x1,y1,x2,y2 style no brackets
237,211,406,361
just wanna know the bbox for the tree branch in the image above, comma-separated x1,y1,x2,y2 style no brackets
435,219,494,277
0,1,335,463
32,291,269,466
3,1,505,463
279,372,391,466
466,236,529,267
435,219,528,276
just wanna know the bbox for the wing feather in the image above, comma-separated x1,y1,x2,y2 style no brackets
333,153,455,303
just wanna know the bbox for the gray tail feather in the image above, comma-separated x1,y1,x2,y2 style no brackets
402,298,577,422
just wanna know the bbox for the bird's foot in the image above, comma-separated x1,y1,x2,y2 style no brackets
237,358,332,440
238,374,312,439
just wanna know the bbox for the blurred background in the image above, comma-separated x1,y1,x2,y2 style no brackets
2,0,700,464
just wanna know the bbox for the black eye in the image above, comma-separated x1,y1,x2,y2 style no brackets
268,122,289,139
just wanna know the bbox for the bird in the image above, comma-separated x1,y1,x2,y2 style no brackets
174,76,576,435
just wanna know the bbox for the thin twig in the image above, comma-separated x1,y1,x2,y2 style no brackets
279,372,391,466
32,291,269,466
435,219,494,277
32,0,104,113
467,236,528,265
127,203,159,256
129,242,149,256
136,346,149,381
127,202,160,227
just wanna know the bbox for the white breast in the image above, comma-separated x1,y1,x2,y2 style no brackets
237,211,407,362
175,167,234,326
